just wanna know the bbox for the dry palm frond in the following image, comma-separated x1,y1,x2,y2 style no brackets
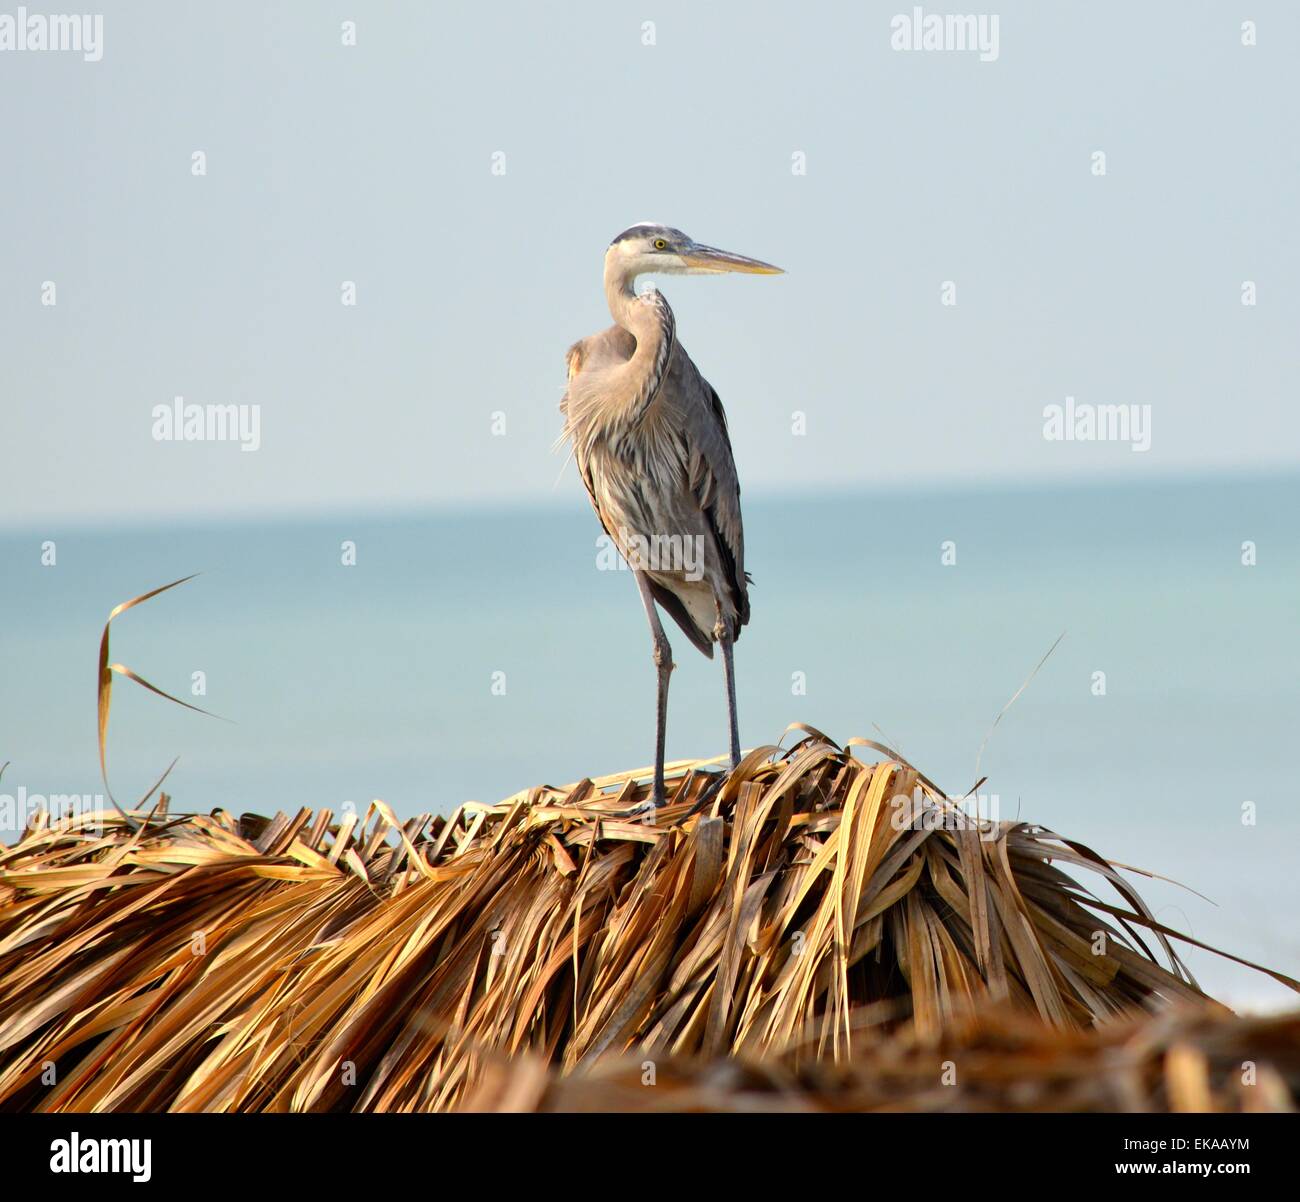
95,574,223,829
466,1005,1300,1113
2,728,1295,1113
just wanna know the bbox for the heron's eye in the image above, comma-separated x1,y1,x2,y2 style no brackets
653,238,667,250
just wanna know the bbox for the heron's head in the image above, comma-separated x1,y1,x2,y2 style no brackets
605,223,783,283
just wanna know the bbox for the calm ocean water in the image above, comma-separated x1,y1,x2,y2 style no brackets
2,474,1297,1006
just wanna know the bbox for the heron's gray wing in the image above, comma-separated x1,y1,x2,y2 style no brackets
698,382,751,630
672,357,750,634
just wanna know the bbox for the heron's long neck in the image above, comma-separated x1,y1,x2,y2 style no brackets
604,263,676,427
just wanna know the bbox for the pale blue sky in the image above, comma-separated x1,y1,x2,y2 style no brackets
2,0,1297,528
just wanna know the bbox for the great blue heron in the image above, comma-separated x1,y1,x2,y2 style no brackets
561,223,783,806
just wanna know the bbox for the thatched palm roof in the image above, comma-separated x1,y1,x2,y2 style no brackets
3,729,1292,1112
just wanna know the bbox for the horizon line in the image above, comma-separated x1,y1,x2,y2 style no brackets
2,463,1297,538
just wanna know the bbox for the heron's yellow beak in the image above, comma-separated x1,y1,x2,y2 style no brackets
681,245,784,274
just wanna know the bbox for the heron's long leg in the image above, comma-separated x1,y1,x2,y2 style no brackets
633,571,673,806
720,631,741,770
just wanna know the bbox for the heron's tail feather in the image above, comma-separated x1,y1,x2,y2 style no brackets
649,580,715,659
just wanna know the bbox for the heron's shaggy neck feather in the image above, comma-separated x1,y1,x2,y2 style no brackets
603,263,677,430
559,260,680,471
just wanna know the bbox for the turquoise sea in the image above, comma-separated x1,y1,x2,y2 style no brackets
2,474,1297,1007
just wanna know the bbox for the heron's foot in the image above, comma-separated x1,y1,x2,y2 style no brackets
630,797,659,822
